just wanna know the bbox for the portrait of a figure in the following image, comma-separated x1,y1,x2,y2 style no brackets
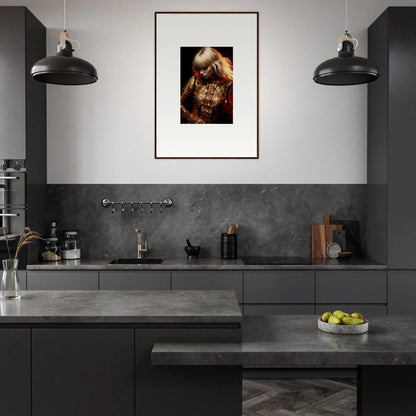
180,47,233,124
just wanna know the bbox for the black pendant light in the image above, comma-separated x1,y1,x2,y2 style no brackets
31,0,97,85
313,0,379,86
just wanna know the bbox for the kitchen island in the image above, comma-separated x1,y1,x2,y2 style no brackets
153,314,416,416
0,290,242,416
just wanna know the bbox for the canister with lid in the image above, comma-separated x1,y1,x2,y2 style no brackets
61,230,81,260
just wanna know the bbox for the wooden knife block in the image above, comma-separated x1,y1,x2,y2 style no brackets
311,214,343,258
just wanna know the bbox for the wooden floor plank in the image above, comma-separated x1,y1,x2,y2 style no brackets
243,379,356,416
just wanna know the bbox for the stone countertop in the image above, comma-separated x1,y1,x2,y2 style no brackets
152,315,416,366
0,290,242,324
27,257,386,270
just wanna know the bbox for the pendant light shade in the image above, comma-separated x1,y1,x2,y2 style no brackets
31,0,98,86
313,0,379,86
31,40,98,85
313,40,379,85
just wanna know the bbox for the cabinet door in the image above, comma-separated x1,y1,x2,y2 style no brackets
100,271,170,290
32,328,134,416
27,271,99,290
171,271,243,303
387,9,416,269
0,7,25,158
19,270,27,290
316,271,387,303
244,271,315,303
0,329,30,416
136,328,241,416
316,304,387,315
388,270,416,313
244,304,314,315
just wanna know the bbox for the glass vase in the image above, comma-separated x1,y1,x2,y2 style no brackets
1,259,20,300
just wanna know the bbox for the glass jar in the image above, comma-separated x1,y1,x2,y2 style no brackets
61,231,81,260
44,237,59,255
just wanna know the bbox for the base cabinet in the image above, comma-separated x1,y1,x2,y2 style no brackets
32,329,134,416
0,329,31,416
27,271,99,290
388,271,416,313
99,271,170,290
25,268,390,313
244,304,314,315
135,328,242,416
315,304,387,315
172,271,243,303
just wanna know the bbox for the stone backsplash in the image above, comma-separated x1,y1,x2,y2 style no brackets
47,184,367,259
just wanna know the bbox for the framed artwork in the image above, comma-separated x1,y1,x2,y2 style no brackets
155,12,259,159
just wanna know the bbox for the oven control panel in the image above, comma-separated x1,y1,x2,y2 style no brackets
0,159,26,172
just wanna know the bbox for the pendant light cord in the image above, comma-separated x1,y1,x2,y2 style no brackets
63,0,67,32
345,0,348,33
337,0,358,50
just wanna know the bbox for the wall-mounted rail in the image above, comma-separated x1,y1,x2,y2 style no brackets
101,197,173,215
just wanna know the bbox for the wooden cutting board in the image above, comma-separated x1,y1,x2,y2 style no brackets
311,214,343,258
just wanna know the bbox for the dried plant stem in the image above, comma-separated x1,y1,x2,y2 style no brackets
14,227,43,260
2,227,12,262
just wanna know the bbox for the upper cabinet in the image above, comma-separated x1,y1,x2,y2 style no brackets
0,7,45,160
367,7,416,269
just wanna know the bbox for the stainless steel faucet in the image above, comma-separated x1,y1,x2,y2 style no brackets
135,229,148,258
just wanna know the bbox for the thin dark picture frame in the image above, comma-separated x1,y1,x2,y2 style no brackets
154,11,259,159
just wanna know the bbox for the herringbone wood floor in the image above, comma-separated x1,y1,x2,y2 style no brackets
243,378,356,416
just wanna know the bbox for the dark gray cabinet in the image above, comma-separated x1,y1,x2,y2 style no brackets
27,271,99,290
388,271,416,313
100,271,170,290
368,8,416,269
19,270,27,290
0,7,46,267
171,271,243,303
25,268,390,313
316,271,387,304
135,328,241,416
244,304,314,315
244,271,315,315
244,271,315,303
316,304,387,315
0,7,45,158
0,329,31,416
32,329,134,416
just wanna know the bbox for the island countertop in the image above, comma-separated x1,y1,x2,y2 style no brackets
0,290,242,324
152,314,416,366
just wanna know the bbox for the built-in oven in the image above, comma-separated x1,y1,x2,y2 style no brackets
0,160,26,266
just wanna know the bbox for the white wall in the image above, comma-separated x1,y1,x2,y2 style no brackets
1,0,415,184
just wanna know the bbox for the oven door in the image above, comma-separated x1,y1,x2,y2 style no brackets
0,172,26,235
0,207,25,236
0,171,25,207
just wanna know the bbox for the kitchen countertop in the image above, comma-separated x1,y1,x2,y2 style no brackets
152,314,416,366
27,257,386,270
0,290,242,324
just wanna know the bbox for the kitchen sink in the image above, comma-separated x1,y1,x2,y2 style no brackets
108,258,164,264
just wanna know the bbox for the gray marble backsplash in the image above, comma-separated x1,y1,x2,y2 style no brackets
47,185,367,259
